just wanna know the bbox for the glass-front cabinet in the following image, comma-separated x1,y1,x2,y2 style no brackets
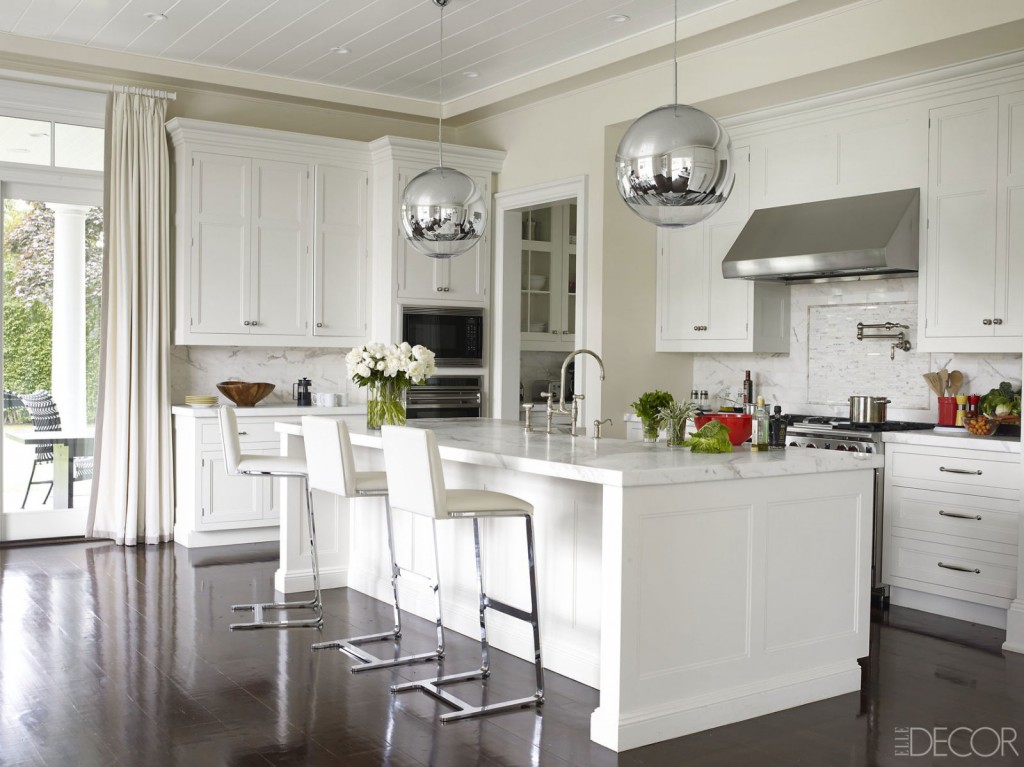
521,203,576,351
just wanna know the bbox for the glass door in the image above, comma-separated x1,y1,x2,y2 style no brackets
2,193,102,541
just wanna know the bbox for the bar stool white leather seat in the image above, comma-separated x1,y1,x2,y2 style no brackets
381,425,544,722
301,416,445,670
218,406,322,630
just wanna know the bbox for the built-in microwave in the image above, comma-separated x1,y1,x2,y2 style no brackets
402,307,484,368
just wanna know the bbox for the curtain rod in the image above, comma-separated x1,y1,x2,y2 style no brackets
110,84,177,101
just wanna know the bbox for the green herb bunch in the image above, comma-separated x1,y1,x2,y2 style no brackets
631,390,674,422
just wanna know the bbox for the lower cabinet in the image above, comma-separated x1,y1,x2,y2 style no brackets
882,442,1020,627
174,411,286,548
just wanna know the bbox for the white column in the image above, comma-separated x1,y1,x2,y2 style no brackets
48,203,90,431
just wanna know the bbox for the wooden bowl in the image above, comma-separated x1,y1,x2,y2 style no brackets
216,381,275,407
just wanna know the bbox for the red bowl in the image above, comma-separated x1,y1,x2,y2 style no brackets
693,413,753,445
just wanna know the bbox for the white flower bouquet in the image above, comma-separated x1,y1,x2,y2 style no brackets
346,342,437,428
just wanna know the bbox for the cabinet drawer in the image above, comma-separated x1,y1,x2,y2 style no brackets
200,420,281,446
887,449,1019,494
887,486,1019,547
885,535,1017,599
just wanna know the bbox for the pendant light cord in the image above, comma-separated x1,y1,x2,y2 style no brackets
437,0,445,168
673,0,678,103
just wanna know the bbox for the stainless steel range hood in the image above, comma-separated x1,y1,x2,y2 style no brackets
722,188,920,283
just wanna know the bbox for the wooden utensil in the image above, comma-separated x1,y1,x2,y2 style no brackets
923,372,944,397
947,370,964,396
938,368,949,396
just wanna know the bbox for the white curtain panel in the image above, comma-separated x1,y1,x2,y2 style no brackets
87,92,173,545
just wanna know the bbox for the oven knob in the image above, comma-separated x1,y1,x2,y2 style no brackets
847,445,859,453
835,444,847,451
865,446,873,453
824,442,831,449
806,443,816,448
789,441,799,447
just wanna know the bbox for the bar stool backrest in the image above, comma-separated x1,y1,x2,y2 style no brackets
381,425,447,519
302,416,360,497
218,406,243,475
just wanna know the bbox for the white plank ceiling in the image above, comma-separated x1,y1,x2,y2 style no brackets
0,0,732,104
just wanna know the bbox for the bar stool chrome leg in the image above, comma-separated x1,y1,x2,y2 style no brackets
230,474,324,630
391,515,545,721
312,499,446,670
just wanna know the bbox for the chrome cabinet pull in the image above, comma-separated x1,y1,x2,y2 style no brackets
938,561,980,574
250,320,258,326
316,322,323,328
436,287,443,292
939,510,982,520
939,466,982,475
993,318,1004,325
237,431,248,435
243,320,250,326
983,318,993,325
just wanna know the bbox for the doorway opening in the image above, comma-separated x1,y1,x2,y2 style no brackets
492,177,589,424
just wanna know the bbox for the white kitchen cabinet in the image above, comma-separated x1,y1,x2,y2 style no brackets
656,148,790,353
394,166,490,305
168,118,371,347
521,203,576,351
313,164,370,342
173,410,284,548
882,441,1020,627
919,91,1024,352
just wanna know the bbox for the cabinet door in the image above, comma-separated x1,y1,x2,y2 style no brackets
395,170,442,301
440,238,487,303
314,164,368,340
250,159,310,336
658,225,708,341
190,153,250,334
200,450,275,528
995,91,1024,337
923,99,999,342
705,150,751,340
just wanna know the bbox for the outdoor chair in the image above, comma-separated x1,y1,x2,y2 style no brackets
17,390,94,509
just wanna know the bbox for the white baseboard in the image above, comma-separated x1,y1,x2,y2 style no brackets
890,586,1008,629
274,565,347,595
590,662,861,752
173,523,279,549
1003,599,1024,655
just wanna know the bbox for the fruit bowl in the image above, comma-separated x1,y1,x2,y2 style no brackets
693,413,753,445
962,413,1000,436
216,381,275,407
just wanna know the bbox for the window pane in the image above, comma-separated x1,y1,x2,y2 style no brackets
0,116,50,165
54,123,103,171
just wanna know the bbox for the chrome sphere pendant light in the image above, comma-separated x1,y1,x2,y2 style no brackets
401,0,486,258
615,0,733,228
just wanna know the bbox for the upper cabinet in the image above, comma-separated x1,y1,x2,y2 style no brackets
656,147,790,353
168,119,370,347
369,137,505,344
521,203,577,351
920,91,1024,352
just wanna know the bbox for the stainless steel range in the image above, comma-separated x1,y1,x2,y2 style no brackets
785,415,935,597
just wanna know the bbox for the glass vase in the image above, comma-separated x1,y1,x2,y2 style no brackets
641,418,659,443
665,418,687,448
366,378,407,430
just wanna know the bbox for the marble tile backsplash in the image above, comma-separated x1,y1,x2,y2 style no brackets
692,278,1022,421
171,346,357,406
520,351,570,401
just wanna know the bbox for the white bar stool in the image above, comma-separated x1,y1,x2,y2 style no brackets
300,416,445,670
218,406,322,630
381,425,544,722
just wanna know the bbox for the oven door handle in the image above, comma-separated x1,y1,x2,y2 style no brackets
406,403,482,410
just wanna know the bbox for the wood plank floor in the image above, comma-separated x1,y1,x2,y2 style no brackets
1,539,1022,766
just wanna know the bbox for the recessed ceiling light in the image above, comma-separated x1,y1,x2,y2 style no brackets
607,13,630,23
461,70,479,78
145,12,168,22
330,46,350,54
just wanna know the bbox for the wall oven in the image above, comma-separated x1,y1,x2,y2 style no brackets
407,376,482,420
402,307,484,368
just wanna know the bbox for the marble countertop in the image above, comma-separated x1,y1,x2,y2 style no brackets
275,417,882,488
882,429,1021,453
172,404,366,418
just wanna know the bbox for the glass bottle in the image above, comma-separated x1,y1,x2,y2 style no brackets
699,390,709,411
769,405,787,449
752,396,770,452
742,370,754,407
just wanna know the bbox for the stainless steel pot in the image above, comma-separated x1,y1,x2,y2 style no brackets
849,395,890,423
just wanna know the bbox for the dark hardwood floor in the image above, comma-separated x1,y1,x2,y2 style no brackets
1,540,1022,766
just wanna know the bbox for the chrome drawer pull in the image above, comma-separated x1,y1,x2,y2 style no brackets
938,466,982,475
939,510,982,520
938,561,980,574
237,431,248,435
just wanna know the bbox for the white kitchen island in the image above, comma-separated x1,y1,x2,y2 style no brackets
274,418,882,752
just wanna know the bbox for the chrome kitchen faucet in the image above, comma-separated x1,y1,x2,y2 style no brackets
542,349,606,437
